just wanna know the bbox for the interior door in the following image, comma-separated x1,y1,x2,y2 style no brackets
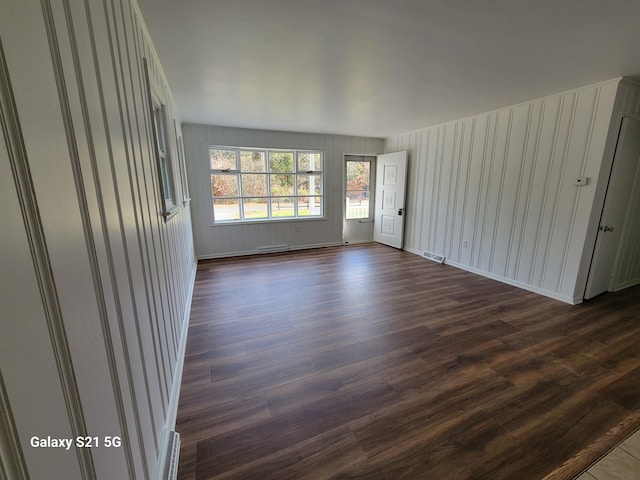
373,151,408,249
585,117,640,299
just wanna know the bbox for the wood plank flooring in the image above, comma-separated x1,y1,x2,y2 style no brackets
176,243,640,480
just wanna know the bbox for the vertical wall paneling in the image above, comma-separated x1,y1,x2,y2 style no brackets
115,0,171,413
93,0,159,460
47,0,144,475
183,124,384,258
0,27,92,478
0,0,196,478
0,372,28,480
385,80,621,303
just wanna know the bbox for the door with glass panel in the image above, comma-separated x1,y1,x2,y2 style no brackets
343,155,375,244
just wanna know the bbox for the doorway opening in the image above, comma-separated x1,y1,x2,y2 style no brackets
343,155,375,244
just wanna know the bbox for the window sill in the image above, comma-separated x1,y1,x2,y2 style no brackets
211,216,326,227
162,204,180,222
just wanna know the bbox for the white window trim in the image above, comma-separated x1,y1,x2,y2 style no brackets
209,146,324,224
143,58,179,221
345,157,375,221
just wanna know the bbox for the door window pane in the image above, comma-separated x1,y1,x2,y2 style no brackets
346,161,371,219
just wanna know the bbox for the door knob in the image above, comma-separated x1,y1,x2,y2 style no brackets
398,208,403,216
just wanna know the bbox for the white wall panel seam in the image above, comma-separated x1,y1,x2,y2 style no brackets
419,130,431,251
457,118,475,263
529,96,564,287
505,105,533,278
432,127,444,252
543,93,578,292
489,108,514,275
447,122,462,258
470,116,489,267
558,88,601,292
515,102,545,280
478,113,499,268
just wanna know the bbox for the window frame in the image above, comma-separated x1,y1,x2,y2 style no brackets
209,146,324,224
345,157,374,221
143,58,179,221
174,120,190,206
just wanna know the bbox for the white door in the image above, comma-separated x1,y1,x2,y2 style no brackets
373,151,408,249
585,117,640,299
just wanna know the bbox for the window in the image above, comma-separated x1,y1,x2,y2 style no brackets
346,159,372,219
144,58,178,220
174,121,190,205
152,104,176,209
210,147,323,223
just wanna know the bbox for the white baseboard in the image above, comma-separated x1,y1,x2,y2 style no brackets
403,247,577,305
196,242,342,260
153,262,196,480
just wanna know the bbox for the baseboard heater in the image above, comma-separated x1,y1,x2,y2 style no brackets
423,251,445,264
160,430,180,480
257,244,289,253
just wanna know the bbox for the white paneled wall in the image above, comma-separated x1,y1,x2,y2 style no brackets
386,80,621,303
0,0,195,478
183,124,383,258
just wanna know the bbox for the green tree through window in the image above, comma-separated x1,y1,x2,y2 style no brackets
209,147,323,222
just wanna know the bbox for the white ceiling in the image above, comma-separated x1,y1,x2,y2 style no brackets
137,0,640,137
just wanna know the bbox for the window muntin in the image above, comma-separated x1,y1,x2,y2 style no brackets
210,147,323,223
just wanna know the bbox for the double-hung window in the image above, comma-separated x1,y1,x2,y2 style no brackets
210,147,323,223
144,58,178,220
152,105,175,208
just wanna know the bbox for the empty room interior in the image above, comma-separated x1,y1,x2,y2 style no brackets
3,1,640,479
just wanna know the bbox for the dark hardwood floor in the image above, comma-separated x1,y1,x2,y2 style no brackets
176,243,640,480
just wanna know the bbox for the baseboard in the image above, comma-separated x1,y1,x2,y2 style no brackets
196,242,342,260
611,278,640,292
152,262,196,480
404,247,577,305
